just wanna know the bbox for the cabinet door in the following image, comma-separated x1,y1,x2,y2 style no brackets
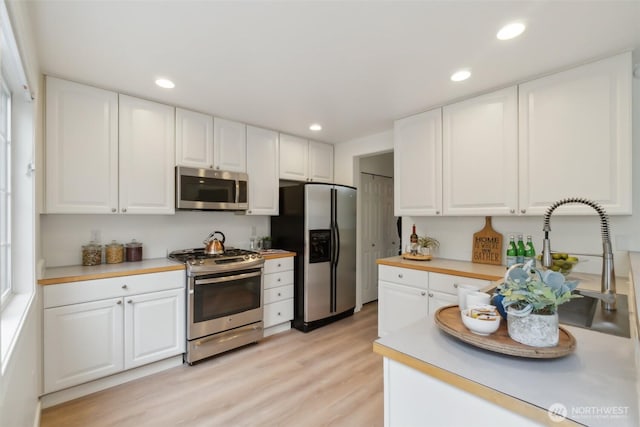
44,298,124,393
45,77,119,213
519,52,632,215
308,141,334,183
394,109,442,216
124,288,185,369
213,117,246,172
378,281,428,337
443,87,518,216
176,108,214,168
119,95,175,214
246,126,279,215
279,133,309,181
427,291,457,316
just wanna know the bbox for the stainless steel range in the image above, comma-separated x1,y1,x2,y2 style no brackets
169,247,264,364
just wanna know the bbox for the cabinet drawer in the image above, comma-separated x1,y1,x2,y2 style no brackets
264,299,293,328
263,257,294,274
264,271,293,290
44,270,185,308
428,272,489,295
378,265,428,290
264,285,294,304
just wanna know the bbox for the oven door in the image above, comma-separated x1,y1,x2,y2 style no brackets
188,268,263,340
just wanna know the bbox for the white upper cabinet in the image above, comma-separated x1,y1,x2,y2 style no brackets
246,126,279,215
279,133,334,183
279,133,309,181
394,109,442,216
175,108,214,168
213,117,246,172
443,86,518,216
119,95,175,214
45,77,119,213
518,52,632,215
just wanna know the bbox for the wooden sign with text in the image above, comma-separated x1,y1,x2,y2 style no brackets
472,216,503,266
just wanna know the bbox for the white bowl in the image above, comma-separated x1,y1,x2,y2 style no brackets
461,305,501,336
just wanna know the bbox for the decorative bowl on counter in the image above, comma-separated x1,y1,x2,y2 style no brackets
536,253,580,276
461,305,501,336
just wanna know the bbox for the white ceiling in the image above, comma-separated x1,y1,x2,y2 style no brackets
25,1,640,144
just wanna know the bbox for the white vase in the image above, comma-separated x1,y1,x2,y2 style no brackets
507,307,559,347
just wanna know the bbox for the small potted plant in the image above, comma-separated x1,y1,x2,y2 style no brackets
418,236,439,256
495,260,581,347
260,236,272,250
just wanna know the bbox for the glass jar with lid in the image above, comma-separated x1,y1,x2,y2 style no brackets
81,242,103,266
105,240,124,264
125,239,143,262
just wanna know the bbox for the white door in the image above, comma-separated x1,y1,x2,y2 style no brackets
246,125,279,215
45,76,119,214
175,108,214,168
279,133,308,181
124,288,185,369
378,281,428,337
308,141,334,183
119,95,175,214
213,117,246,172
361,173,395,304
44,298,124,393
394,109,442,216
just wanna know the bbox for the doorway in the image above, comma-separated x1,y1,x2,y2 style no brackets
359,153,396,304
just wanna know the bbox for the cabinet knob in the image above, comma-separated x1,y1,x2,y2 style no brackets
122,284,128,289
435,211,440,215
427,292,433,297
371,243,375,247
248,210,252,214
510,209,516,214
277,263,281,267
277,312,281,316
277,278,281,282
127,300,133,304
277,292,281,297
398,274,403,279
116,300,122,305
121,208,127,213
111,208,117,213
453,284,459,288
520,209,526,214
422,291,427,296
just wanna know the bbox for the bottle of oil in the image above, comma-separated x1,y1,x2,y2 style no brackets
410,224,418,255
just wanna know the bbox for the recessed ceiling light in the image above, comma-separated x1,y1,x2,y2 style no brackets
309,123,322,131
155,78,175,89
450,70,471,82
497,22,526,40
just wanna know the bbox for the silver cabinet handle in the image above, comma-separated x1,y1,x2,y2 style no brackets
398,274,403,279
277,312,281,316
520,209,526,214
421,291,427,296
510,209,515,214
121,208,127,213
277,292,281,297
116,300,122,305
277,263,281,267
436,210,440,215
122,284,128,289
111,208,117,213
127,300,133,304
277,278,281,282
427,292,433,297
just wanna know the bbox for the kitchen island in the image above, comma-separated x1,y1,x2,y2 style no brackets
373,266,639,426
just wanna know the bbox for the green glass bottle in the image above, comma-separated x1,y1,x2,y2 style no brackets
516,234,525,264
506,235,517,268
524,235,536,267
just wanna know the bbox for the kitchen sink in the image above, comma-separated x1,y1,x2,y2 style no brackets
557,291,630,338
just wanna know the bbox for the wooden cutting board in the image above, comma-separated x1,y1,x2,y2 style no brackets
472,216,503,265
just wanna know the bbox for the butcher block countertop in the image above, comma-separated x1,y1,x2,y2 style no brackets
38,251,296,286
377,256,505,281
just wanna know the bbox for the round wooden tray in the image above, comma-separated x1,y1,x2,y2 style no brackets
434,305,576,359
401,252,432,261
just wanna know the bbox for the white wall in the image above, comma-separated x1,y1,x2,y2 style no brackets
334,129,393,186
40,212,270,267
360,152,394,177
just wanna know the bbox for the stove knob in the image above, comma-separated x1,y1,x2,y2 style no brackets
244,255,249,260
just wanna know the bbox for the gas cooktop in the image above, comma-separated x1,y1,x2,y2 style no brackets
168,247,263,274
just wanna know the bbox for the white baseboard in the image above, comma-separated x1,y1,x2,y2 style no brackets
40,355,183,409
263,322,291,337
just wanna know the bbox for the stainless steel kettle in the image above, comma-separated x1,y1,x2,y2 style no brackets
203,231,225,255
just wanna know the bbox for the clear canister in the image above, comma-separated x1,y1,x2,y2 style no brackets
105,240,124,264
125,239,143,262
82,242,103,266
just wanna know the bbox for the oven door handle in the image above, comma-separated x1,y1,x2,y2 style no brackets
195,270,262,286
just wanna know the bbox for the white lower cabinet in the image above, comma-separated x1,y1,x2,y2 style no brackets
263,257,295,336
378,266,491,336
43,271,185,394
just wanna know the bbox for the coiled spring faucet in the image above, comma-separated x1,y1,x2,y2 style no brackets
542,197,617,311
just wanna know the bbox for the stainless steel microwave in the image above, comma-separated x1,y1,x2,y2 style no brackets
175,166,248,211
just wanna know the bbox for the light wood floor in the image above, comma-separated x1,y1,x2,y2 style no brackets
41,302,383,427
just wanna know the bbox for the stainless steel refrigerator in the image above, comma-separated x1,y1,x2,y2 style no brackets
271,183,357,332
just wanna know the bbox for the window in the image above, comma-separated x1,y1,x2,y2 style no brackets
0,75,10,309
